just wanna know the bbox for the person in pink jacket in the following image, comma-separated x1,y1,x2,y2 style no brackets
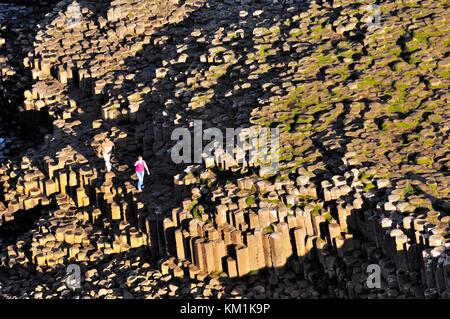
134,156,150,191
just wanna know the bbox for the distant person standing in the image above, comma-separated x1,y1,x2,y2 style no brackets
101,137,114,172
134,156,150,191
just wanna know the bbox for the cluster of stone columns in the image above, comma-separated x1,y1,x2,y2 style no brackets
0,138,151,269
157,167,362,280
153,162,450,298
25,0,207,124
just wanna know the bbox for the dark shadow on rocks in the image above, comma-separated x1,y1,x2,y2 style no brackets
9,0,424,301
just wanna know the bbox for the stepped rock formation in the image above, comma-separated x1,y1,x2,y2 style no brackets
0,0,449,299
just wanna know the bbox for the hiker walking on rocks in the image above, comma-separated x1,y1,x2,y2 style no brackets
101,137,114,172
134,156,150,191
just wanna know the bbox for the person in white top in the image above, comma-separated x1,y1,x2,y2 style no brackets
134,156,150,191
100,137,114,172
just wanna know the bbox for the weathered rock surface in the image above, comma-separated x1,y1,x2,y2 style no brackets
0,0,449,299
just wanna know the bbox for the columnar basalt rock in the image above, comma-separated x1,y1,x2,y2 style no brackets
0,0,449,300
